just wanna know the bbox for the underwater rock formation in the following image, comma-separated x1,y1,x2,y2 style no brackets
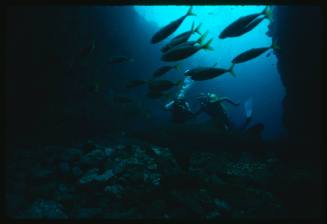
271,6,323,161
6,138,291,219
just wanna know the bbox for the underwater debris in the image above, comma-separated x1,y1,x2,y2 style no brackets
108,56,134,64
184,64,236,81
153,64,180,78
151,6,196,44
219,6,272,39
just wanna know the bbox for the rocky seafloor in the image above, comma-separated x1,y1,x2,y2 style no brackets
5,136,320,219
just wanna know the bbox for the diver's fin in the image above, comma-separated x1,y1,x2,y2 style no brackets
228,63,236,78
244,98,253,119
194,22,202,35
202,38,214,51
186,6,196,17
221,102,230,113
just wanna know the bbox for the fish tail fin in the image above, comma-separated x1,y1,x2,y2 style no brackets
197,30,208,44
262,6,273,21
212,62,218,67
190,21,195,32
229,63,236,78
271,38,280,50
201,38,214,51
186,6,196,17
174,64,181,72
194,22,202,35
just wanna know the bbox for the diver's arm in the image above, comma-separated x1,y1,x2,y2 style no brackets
185,102,192,112
164,100,175,111
218,97,240,106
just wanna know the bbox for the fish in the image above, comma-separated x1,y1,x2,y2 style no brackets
126,80,147,88
239,16,266,36
153,64,180,78
184,64,236,81
219,6,271,39
231,41,279,64
108,56,134,64
151,6,196,44
160,44,172,53
161,34,213,62
169,22,202,46
148,79,183,92
160,29,206,53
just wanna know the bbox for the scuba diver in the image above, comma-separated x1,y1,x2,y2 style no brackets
195,92,240,131
164,77,195,123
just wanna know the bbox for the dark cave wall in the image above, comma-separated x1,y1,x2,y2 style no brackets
272,6,323,158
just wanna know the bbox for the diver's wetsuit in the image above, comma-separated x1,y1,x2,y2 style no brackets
165,99,194,123
196,97,239,130
164,77,195,123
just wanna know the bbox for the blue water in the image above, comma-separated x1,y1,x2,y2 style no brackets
132,6,286,140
